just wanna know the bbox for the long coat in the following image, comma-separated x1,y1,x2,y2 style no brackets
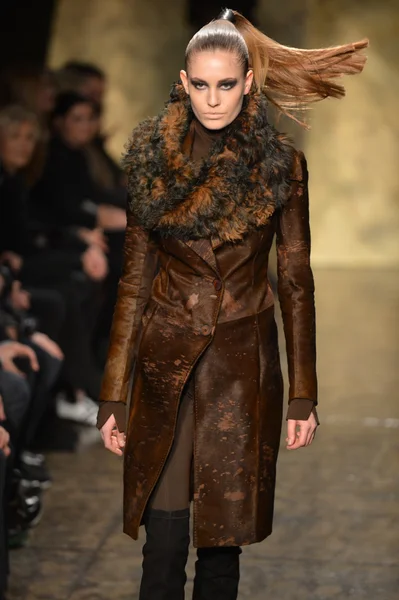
100,87,317,548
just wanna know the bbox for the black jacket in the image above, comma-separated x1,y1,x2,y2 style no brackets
31,136,99,230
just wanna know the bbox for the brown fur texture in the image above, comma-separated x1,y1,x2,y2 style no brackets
123,82,296,243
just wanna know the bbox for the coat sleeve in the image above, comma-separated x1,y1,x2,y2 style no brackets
96,208,159,431
275,151,319,423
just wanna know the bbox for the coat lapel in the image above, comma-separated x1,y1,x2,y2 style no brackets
185,239,219,274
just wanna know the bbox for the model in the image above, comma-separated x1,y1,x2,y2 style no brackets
97,8,368,600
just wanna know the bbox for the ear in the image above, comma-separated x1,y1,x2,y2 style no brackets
244,69,254,95
180,70,189,94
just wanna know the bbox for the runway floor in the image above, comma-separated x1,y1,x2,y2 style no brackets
7,269,399,599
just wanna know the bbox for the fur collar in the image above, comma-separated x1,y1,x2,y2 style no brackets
123,82,295,243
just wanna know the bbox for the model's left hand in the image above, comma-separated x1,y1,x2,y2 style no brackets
286,412,318,450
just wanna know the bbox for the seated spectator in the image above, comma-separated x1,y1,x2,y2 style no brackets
53,64,129,346
0,105,104,425
31,93,110,252
55,61,127,209
0,337,38,578
32,92,127,356
55,61,105,107
0,435,9,600
0,65,56,188
0,265,63,483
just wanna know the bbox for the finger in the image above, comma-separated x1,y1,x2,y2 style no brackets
305,427,316,445
116,429,125,448
102,428,113,449
286,420,297,448
107,444,122,456
307,431,316,446
104,438,122,455
102,423,122,454
26,349,39,371
110,436,123,456
48,343,64,360
16,344,39,371
111,434,123,449
288,422,309,450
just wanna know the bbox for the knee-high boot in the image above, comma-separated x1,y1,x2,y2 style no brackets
192,546,241,600
139,508,190,600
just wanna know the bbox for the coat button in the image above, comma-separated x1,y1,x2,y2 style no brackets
201,325,211,335
213,279,222,291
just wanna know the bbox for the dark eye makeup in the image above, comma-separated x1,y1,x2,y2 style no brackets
190,78,238,90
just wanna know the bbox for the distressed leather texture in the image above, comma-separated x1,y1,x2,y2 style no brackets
98,151,317,548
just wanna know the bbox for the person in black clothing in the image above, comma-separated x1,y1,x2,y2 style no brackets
31,92,110,245
54,61,125,199
32,92,127,361
53,66,129,346
0,104,104,424
0,446,9,600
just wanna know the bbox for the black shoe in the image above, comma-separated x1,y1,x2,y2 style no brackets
20,451,52,489
7,522,29,549
193,546,241,600
18,479,44,528
8,470,44,531
139,508,190,600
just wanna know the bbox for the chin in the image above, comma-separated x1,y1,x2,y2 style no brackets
202,117,230,130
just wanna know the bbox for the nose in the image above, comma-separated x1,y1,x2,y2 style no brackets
207,88,220,108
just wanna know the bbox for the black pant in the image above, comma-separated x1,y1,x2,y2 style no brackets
18,340,62,449
28,287,65,342
0,451,8,600
0,371,31,451
56,279,103,398
22,252,103,398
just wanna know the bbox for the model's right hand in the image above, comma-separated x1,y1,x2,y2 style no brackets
100,413,126,456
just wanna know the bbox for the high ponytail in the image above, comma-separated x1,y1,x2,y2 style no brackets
185,8,369,126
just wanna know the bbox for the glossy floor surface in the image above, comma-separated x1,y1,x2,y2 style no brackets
7,269,399,599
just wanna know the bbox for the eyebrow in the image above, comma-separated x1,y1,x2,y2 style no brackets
189,77,238,85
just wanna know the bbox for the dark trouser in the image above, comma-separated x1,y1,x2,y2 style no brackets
28,287,65,342
19,341,62,449
0,451,8,600
140,375,241,600
55,280,103,399
22,254,103,399
0,371,31,451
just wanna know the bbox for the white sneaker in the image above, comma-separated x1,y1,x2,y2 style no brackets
56,393,98,427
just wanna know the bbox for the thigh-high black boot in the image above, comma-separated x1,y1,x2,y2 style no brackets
139,508,190,600
192,546,241,600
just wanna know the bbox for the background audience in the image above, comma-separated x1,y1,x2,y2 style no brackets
0,60,127,596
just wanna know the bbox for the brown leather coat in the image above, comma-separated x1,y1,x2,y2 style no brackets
99,87,317,547
99,160,317,547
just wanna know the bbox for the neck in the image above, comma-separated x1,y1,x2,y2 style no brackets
194,117,227,136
